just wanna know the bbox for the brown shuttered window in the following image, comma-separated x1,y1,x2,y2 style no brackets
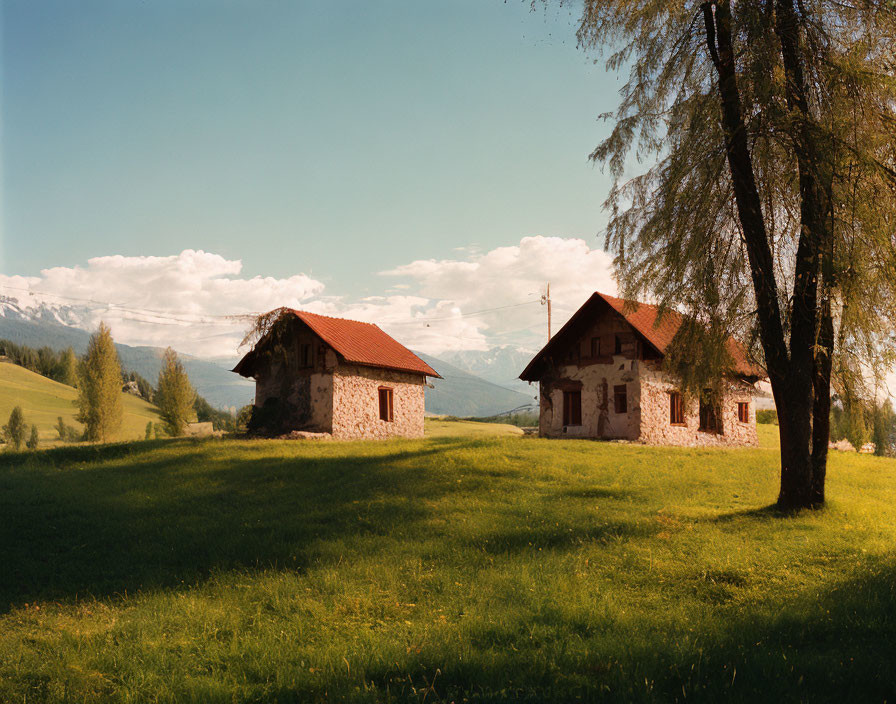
614,384,627,414
378,387,394,422
563,390,582,426
670,392,684,425
738,402,749,423
591,337,600,357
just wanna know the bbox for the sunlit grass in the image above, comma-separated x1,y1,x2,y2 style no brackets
0,361,159,443
0,423,893,702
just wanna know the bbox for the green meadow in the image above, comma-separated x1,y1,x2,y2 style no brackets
1,420,894,702
0,361,160,443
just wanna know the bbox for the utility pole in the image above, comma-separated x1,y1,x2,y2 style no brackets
541,282,551,341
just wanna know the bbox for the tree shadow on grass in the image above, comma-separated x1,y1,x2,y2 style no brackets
0,440,453,612
301,561,896,703
703,503,800,523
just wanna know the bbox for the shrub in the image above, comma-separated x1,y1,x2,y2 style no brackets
2,406,27,451
26,424,39,450
756,409,778,425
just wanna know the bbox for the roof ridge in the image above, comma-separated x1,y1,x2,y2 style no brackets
289,308,381,328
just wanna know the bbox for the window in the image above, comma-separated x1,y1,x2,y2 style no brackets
737,402,750,423
614,335,623,355
699,391,720,433
614,384,628,414
670,392,684,425
591,337,601,357
563,390,582,426
378,387,394,422
300,343,312,367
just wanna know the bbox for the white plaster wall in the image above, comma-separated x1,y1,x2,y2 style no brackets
331,364,425,440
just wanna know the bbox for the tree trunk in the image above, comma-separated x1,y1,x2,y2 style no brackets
702,0,818,510
811,297,834,505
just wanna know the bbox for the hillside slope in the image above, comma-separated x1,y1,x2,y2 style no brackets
0,317,253,410
0,361,160,442
415,351,536,416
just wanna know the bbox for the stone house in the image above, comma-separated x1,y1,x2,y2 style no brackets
232,310,440,439
519,292,765,447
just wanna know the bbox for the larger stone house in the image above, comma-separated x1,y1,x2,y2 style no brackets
233,310,440,439
519,292,765,446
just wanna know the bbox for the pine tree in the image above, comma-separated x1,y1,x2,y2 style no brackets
77,322,123,443
155,347,196,437
57,347,79,387
145,421,154,440
2,406,27,451
26,424,39,450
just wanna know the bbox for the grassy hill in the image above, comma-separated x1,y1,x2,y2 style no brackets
0,424,894,701
0,361,160,443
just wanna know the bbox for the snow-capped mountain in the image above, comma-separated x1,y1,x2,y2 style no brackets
0,294,93,327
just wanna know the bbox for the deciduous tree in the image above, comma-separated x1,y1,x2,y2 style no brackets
2,406,27,451
156,347,196,437
570,0,896,509
77,322,123,443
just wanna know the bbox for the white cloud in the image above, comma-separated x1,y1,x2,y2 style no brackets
0,237,617,358
379,235,617,352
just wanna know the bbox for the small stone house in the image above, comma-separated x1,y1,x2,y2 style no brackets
232,310,440,439
519,292,765,447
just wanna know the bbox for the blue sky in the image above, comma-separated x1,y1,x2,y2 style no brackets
2,0,619,300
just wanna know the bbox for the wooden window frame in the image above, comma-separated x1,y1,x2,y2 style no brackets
590,337,600,357
669,391,684,425
563,390,582,426
378,386,394,422
614,335,623,355
614,384,628,414
737,402,750,423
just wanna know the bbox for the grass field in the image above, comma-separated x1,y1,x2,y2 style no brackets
1,422,894,702
0,361,160,443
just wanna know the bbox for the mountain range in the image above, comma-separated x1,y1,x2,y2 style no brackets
0,296,536,417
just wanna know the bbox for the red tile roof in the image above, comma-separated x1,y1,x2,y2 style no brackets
233,309,441,378
520,292,764,380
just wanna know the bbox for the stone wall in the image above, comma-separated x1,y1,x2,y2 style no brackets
538,358,758,447
255,359,334,432
539,356,642,440
637,367,758,447
331,364,426,440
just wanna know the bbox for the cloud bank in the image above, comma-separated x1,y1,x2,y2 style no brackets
1,237,616,358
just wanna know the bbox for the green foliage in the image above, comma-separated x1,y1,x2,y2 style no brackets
123,370,155,401
872,400,895,457
77,322,124,443
464,411,539,427
0,430,894,701
194,394,236,431
235,405,253,431
756,409,778,425
56,347,79,387
245,397,295,436
26,424,39,450
145,421,154,441
2,406,27,451
155,348,196,437
55,416,81,444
